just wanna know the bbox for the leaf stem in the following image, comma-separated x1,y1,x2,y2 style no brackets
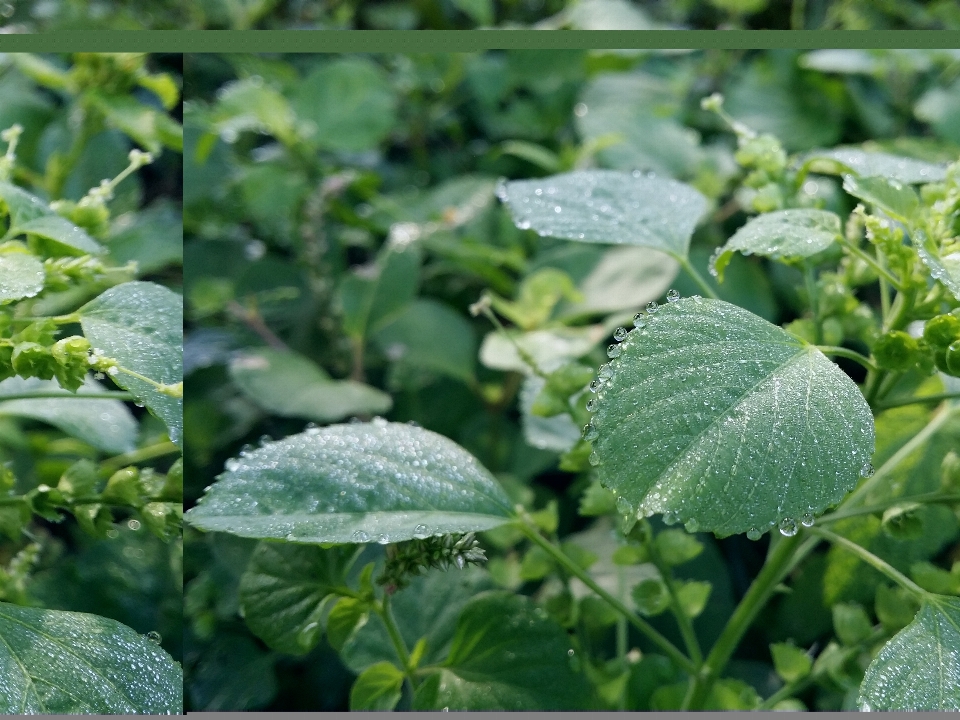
0,391,133,402
840,238,904,291
874,391,960,410
474,295,548,379
99,441,180,476
817,491,960,525
676,256,719,300
808,527,928,598
377,593,414,677
815,346,878,373
517,520,697,675
805,262,822,345
685,533,816,709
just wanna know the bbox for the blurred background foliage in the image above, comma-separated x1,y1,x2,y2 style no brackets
1,0,960,30
182,49,960,710
0,53,183,664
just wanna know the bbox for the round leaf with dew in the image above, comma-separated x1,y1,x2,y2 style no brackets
184,420,515,544
498,169,707,259
799,148,947,184
0,601,182,714
710,209,841,282
859,596,960,711
412,591,592,711
0,252,44,303
588,297,874,538
78,281,183,448
238,541,355,656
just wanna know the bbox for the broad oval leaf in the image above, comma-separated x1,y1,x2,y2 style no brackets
0,376,137,454
412,591,592,710
184,420,515,544
238,541,353,656
350,662,404,711
498,169,707,258
0,251,44,302
842,175,919,223
710,209,841,281
79,281,183,448
800,148,947,184
589,297,874,537
0,181,104,255
0,601,182,714
229,347,391,422
859,595,960,711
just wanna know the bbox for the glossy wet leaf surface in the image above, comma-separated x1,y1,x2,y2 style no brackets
916,232,960,300
0,252,44,302
0,182,104,255
79,281,183,448
0,601,182,714
412,591,591,710
229,347,391,422
710,209,841,281
499,169,707,258
0,376,137,454
589,297,874,537
800,148,947,183
859,595,960,711
184,420,515,544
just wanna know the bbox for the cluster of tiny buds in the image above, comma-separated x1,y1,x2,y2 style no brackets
87,347,119,379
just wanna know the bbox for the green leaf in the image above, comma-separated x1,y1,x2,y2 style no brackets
875,583,920,633
710,209,842,281
519,375,581,452
589,297,874,538
208,77,297,144
238,541,353,656
0,601,182,713
89,93,183,153
78,281,183,448
350,662,405,711
338,246,420,341
480,325,603,375
770,642,812,683
842,174,919,222
676,579,712,618
412,591,591,710
0,182,104,255
107,200,183,274
632,577,670,616
859,596,960,711
801,147,947,184
229,347,391,422
655,529,704,566
499,169,707,259
0,251,44,303
372,298,477,383
832,602,873,645
293,58,397,153
327,597,369,653
0,376,137,454
916,231,960,301
184,420,515,543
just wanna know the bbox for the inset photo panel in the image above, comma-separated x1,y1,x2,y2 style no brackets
0,53,183,713
182,49,960,712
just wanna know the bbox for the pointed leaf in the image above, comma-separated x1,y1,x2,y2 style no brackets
0,601,182,714
238,541,353,655
842,175,919,222
499,169,707,258
184,420,514,544
589,297,874,537
0,251,44,302
916,231,960,300
0,376,137,453
412,591,591,710
801,148,947,184
710,209,841,281
350,662,405,711
79,281,183,448
0,182,103,255
229,347,391,422
859,596,960,711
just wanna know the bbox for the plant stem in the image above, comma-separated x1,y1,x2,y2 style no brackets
841,240,904,291
805,263,822,345
517,521,697,675
377,593,413,675
0,391,133,401
808,527,928,598
476,299,548,379
815,346,877,373
685,533,815,709
818,491,960,525
644,527,703,666
875,391,960,410
99,441,180,476
677,256,719,300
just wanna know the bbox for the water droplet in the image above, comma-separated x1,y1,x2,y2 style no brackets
615,496,632,515
567,648,575,656
127,519,141,531
414,524,429,538
588,452,601,466
747,528,762,541
779,518,798,537
582,424,599,441
377,534,389,544
598,363,613,379
146,631,162,644
613,327,628,342
633,313,647,328
860,463,875,478
684,518,699,533
801,514,815,527
588,380,602,393
663,511,677,525
258,434,272,446
372,416,388,427
586,399,597,412
646,301,659,314
352,530,370,542
666,289,680,303
607,344,621,358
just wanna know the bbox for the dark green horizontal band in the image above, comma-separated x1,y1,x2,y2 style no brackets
0,30,957,53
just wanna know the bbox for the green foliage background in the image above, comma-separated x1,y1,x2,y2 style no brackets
183,49,960,710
